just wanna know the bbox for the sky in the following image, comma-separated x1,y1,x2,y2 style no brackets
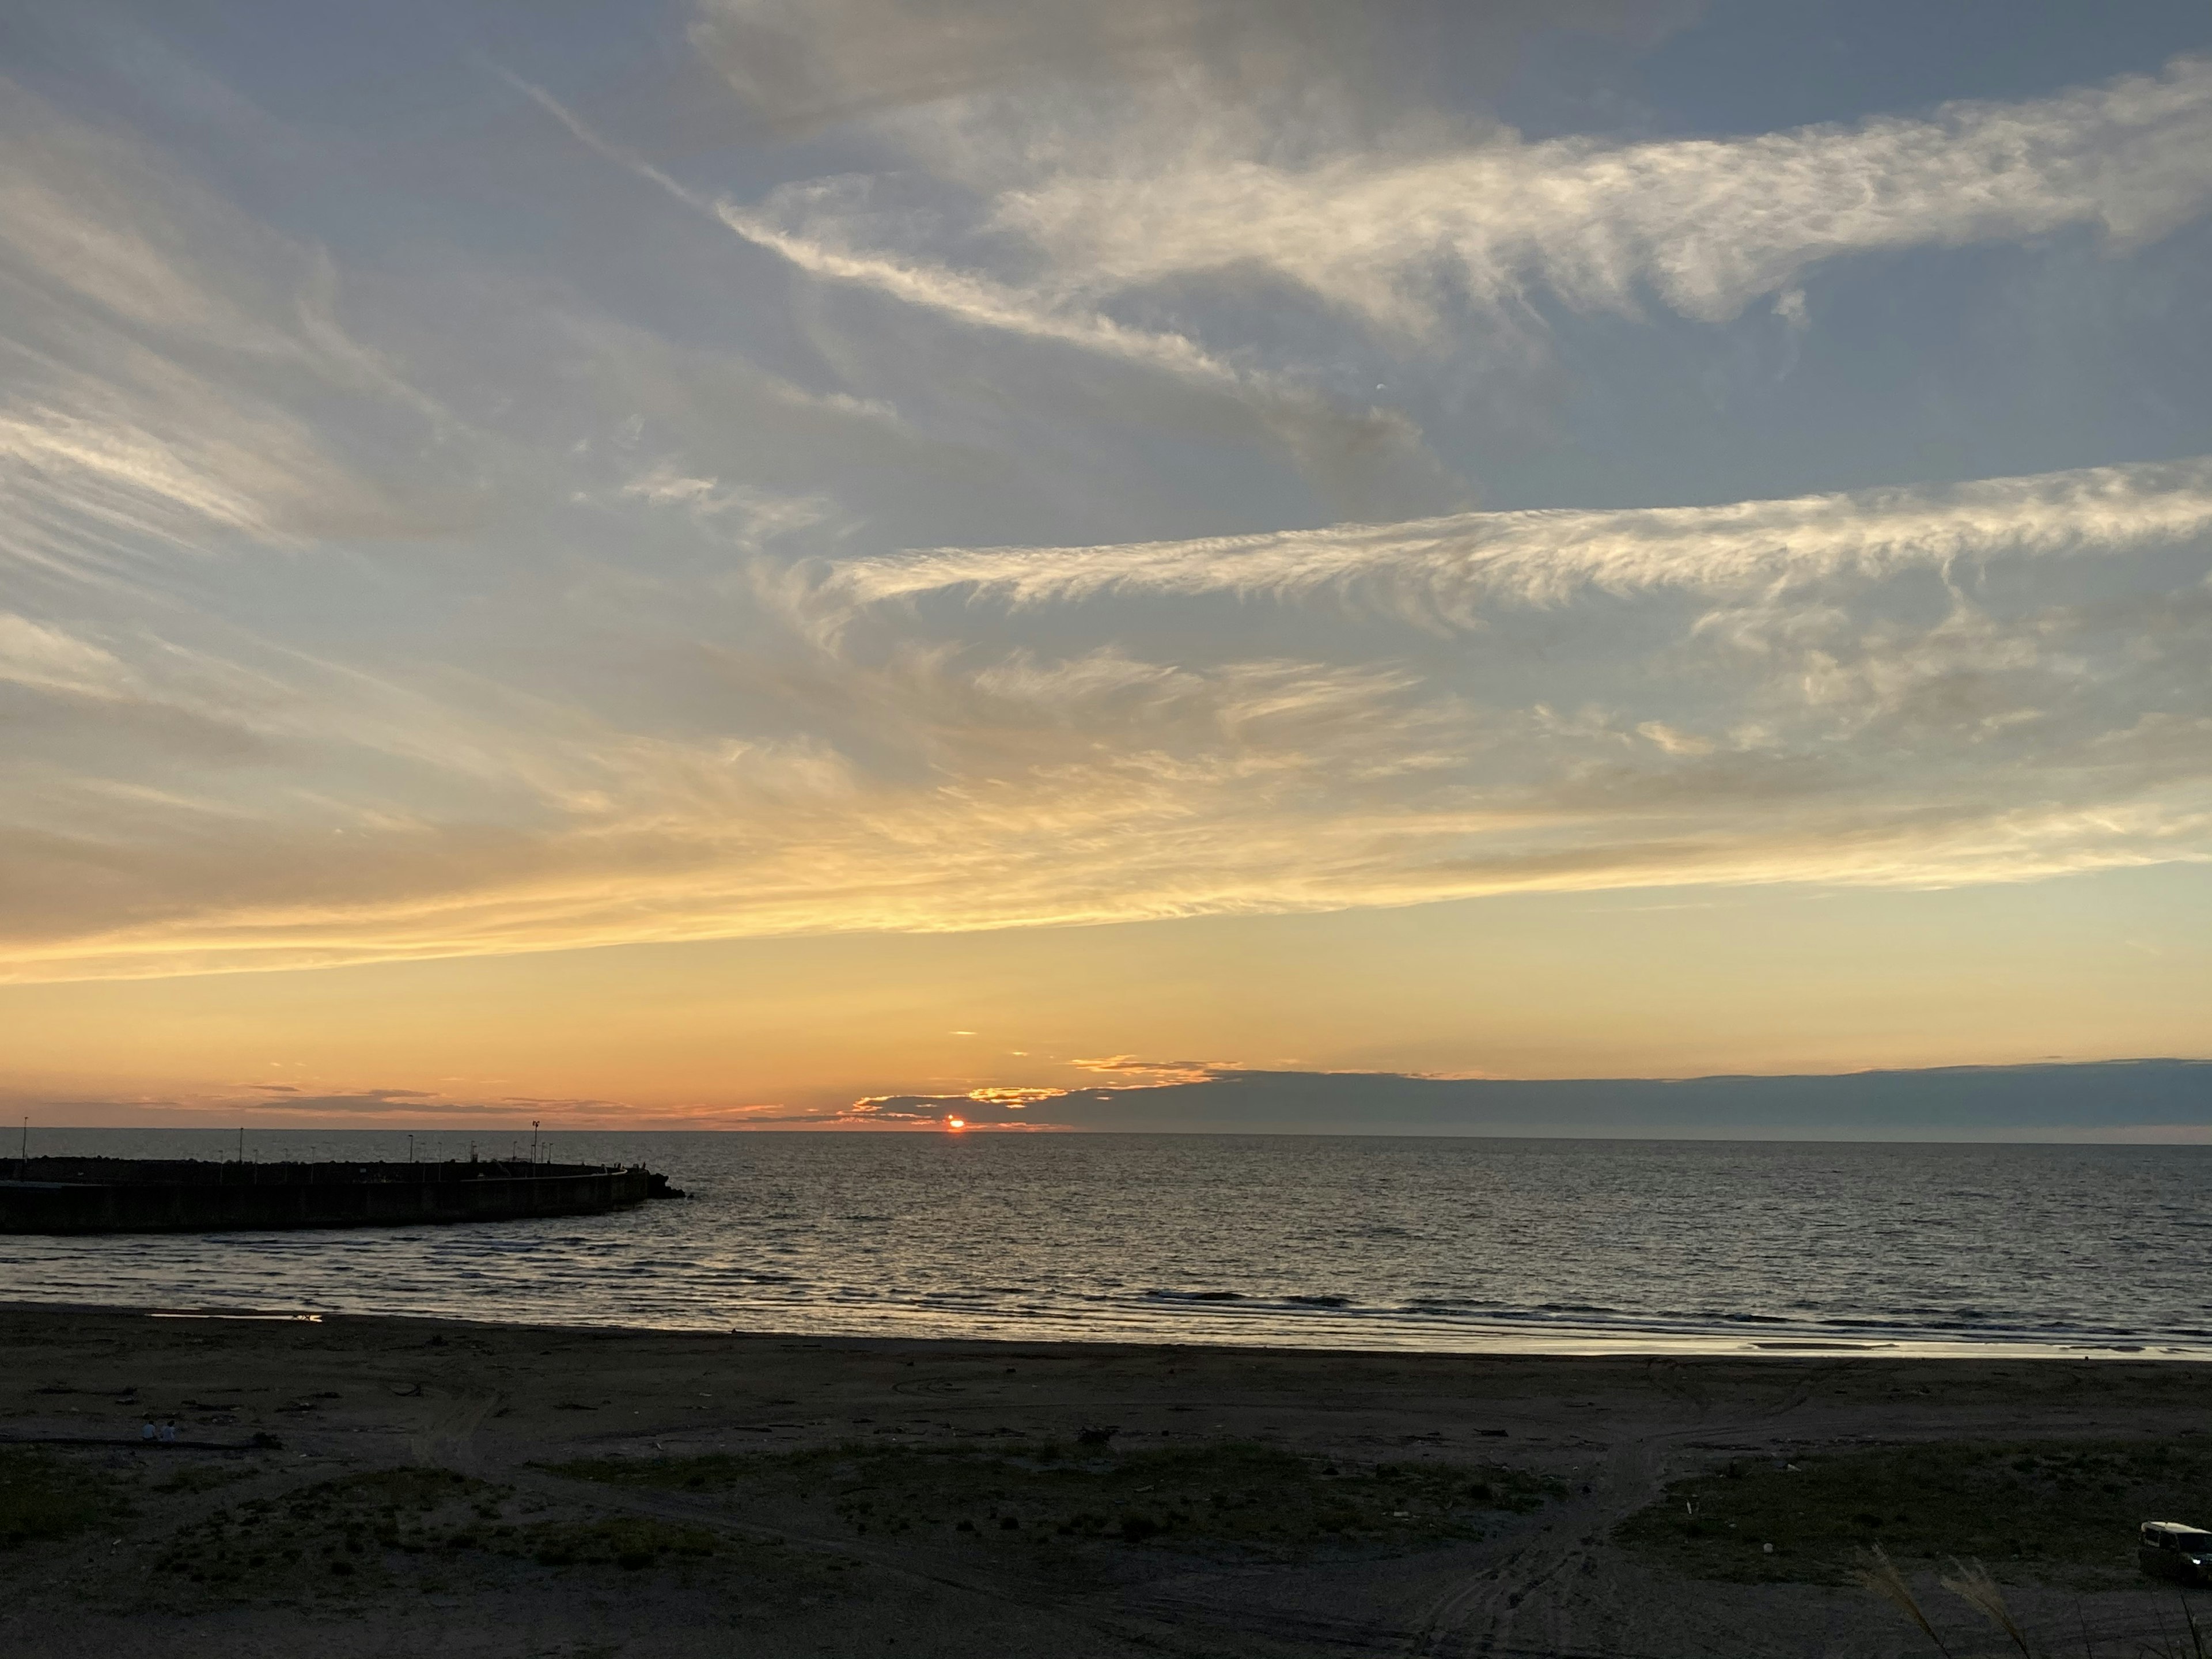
2,0,2210,1134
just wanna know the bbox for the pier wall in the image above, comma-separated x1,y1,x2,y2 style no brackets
0,1159,661,1234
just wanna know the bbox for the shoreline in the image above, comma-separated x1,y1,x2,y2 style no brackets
5,1294,2205,1362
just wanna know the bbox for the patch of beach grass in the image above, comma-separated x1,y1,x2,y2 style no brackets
153,1464,740,1604
553,1438,1556,1560
521,1514,718,1570
0,1448,126,1548
1617,1438,2212,1585
150,1461,255,1497
155,1466,506,1598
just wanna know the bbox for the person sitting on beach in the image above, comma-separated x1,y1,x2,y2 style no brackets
140,1419,156,1442
158,1419,177,1444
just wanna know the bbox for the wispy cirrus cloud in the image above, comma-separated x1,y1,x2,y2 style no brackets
507,70,1461,517
9,412,2212,984
686,13,2212,394
0,81,480,591
995,55,2212,337
3,6,2211,1004
826,454,2212,618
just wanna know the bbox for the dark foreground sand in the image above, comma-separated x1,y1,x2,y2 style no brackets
3,1305,2210,1658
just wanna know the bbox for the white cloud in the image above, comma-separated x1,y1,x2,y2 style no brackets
0,81,482,589
0,613,132,699
617,461,836,546
826,454,2212,618
994,55,2212,336
505,72,1456,511
648,43,2212,487
721,195,1250,392
10,449,2210,983
4,17,2211,991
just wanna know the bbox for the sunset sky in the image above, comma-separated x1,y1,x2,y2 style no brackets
4,1,2210,1130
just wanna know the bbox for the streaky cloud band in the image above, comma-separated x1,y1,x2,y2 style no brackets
828,454,2212,618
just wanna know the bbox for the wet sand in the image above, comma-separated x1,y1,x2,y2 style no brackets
2,1304,2209,1657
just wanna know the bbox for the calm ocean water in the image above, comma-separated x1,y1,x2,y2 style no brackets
4,1130,2209,1356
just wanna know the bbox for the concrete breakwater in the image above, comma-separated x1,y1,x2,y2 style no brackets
0,1157,684,1234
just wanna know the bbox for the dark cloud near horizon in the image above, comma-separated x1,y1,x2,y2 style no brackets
859,1059,2212,1136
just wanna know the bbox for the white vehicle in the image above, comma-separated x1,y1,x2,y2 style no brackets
2139,1522,2212,1584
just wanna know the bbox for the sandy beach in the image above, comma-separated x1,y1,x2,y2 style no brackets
4,1305,2211,1657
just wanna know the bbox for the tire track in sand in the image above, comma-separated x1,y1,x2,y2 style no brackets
1407,1361,1842,1658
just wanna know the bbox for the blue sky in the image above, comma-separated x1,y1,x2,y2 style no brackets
2,1,2209,1128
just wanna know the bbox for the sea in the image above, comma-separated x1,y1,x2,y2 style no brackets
4,1129,2209,1357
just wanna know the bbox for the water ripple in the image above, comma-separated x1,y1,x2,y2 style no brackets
3,1129,2209,1357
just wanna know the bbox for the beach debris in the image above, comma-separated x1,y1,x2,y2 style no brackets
1076,1425,1118,1446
